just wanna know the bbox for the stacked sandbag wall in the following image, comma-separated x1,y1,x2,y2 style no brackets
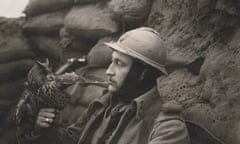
0,17,36,127
22,0,153,63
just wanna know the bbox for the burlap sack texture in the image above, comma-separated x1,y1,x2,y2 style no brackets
0,79,26,106
74,0,105,4
28,35,62,60
108,0,153,29
23,0,74,17
0,18,36,127
0,59,35,83
0,18,36,83
0,18,35,61
0,49,35,63
29,35,94,63
22,0,154,41
22,0,73,64
22,0,118,63
23,10,68,35
64,4,120,39
22,0,154,63
59,29,93,61
59,27,96,52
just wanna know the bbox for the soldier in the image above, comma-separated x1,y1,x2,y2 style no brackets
19,27,190,144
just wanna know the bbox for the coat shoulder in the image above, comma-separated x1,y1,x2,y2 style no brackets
155,100,184,122
148,101,190,144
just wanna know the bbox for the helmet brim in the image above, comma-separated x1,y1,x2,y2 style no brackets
104,42,168,75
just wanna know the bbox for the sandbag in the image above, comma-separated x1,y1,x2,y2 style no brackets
0,79,25,101
0,18,34,62
29,35,62,60
108,0,153,28
0,37,32,55
0,49,35,63
29,35,89,63
64,4,120,39
87,36,117,67
0,59,35,83
23,11,67,34
59,27,96,51
74,0,101,4
24,0,74,17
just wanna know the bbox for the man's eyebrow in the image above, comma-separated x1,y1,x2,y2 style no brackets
112,56,126,64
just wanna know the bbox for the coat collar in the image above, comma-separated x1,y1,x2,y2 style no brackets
132,87,162,120
92,87,162,120
92,90,111,107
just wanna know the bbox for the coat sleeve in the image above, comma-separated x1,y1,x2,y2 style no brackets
16,108,89,144
148,112,190,144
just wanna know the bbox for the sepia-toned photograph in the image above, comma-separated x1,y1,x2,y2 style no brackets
0,0,239,144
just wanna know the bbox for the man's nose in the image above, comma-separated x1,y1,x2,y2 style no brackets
106,63,114,76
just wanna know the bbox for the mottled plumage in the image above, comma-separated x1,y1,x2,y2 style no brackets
15,59,79,125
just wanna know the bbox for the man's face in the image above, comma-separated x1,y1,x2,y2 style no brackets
106,51,133,93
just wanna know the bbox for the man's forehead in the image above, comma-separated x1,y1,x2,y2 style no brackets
112,51,132,61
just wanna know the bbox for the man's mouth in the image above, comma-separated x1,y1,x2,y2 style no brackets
108,78,115,86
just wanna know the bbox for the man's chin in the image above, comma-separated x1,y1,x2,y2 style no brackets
107,85,119,93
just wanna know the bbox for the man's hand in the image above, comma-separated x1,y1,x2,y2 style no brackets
36,108,56,128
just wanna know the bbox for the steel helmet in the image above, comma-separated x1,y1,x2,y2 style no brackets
104,27,168,75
